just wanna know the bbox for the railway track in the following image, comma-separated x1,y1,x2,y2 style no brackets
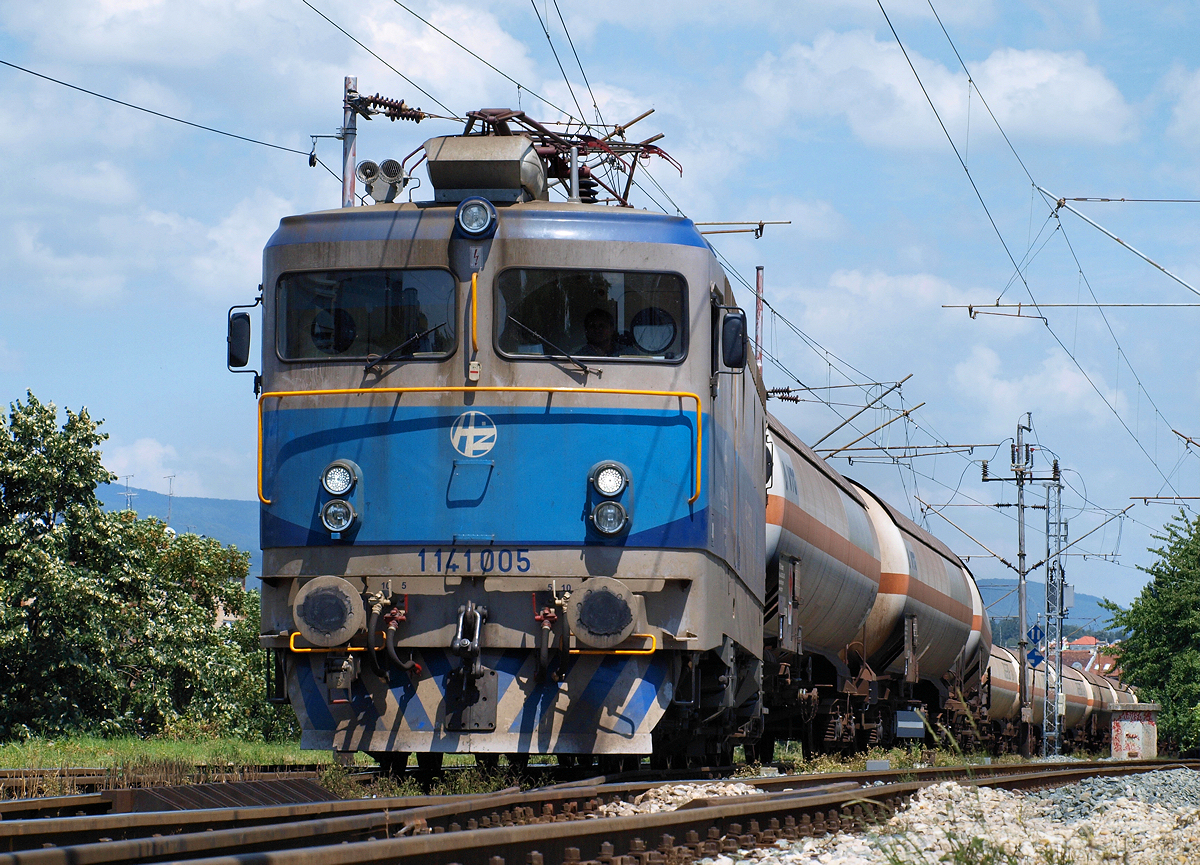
0,759,1195,864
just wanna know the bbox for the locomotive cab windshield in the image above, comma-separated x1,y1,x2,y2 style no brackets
495,267,686,361
276,268,457,361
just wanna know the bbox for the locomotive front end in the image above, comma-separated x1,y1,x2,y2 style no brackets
245,128,765,767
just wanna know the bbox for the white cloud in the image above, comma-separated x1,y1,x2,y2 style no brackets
952,344,1125,431
74,161,139,205
745,31,1135,148
10,224,127,300
791,268,980,329
1167,67,1200,143
103,436,207,497
189,191,293,298
557,0,995,40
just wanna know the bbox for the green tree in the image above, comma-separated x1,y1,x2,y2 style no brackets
1103,510,1200,751
0,392,295,740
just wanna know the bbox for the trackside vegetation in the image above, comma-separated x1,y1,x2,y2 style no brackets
1103,510,1200,752
0,391,295,743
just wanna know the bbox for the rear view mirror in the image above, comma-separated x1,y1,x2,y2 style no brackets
721,310,747,370
228,312,251,368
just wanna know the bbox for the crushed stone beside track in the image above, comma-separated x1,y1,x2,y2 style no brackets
697,768,1200,864
597,782,762,817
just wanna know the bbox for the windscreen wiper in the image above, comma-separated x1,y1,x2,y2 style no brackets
364,323,445,372
506,316,591,375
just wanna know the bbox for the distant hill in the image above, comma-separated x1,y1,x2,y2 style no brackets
977,578,1121,636
97,484,260,584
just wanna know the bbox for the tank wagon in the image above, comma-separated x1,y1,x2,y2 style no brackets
227,109,1128,766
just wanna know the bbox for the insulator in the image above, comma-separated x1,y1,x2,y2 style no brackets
578,176,599,204
366,93,426,123
981,460,989,480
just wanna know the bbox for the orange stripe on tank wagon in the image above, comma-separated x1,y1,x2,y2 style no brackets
877,570,973,626
767,495,881,584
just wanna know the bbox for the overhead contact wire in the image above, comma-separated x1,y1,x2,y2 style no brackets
529,0,588,131
552,0,605,127
301,0,457,116
387,0,581,123
881,0,1187,502
0,58,309,155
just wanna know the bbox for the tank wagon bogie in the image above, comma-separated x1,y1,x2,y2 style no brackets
229,112,1130,768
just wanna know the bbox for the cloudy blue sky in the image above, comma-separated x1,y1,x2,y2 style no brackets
2,0,1199,607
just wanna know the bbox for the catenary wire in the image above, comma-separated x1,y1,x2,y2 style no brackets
925,0,1036,186
1060,197,1200,204
0,58,310,156
0,57,359,195
925,0,1189,501
1051,211,1180,457
552,0,605,127
879,0,1188,503
301,0,458,116
387,0,582,123
529,0,588,131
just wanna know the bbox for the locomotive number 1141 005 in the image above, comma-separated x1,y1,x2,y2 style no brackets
416,547,532,574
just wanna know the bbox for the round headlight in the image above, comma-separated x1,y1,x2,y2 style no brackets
322,461,356,496
321,499,357,533
456,197,496,236
592,464,628,497
591,501,628,535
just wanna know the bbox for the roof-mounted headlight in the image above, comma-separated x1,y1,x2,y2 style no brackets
456,196,498,238
591,500,629,535
321,460,357,496
321,499,357,533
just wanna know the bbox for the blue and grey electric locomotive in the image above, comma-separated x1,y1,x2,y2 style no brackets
233,112,764,769
228,108,1129,767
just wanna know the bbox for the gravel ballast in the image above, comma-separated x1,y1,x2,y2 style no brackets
685,768,1200,864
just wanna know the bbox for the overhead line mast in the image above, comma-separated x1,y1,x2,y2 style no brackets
982,413,1060,758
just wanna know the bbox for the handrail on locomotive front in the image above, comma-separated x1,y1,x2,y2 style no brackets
256,385,704,506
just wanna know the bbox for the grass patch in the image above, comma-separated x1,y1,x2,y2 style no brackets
0,736,354,769
760,742,1023,775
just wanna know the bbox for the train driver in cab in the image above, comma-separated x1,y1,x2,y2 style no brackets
579,307,620,356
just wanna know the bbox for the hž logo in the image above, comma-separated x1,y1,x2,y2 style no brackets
450,410,497,457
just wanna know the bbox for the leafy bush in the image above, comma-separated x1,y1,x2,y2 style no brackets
1103,510,1200,750
0,391,295,741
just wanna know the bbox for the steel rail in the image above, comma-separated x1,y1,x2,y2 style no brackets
2,760,1194,861
0,791,489,851
168,761,1199,865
